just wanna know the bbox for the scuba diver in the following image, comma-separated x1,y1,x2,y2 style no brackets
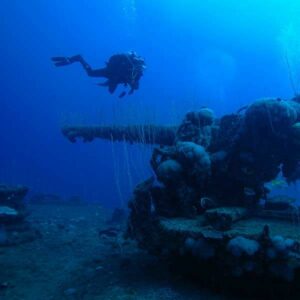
51,51,146,98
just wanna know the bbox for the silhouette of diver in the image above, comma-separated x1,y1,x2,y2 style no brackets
51,52,146,98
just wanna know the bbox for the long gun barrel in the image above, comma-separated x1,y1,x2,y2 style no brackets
62,125,177,145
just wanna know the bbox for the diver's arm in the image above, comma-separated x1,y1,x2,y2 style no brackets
128,87,135,95
128,80,139,95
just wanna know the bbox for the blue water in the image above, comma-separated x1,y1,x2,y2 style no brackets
1,0,300,208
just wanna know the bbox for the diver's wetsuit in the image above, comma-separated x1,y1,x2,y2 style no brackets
51,52,145,97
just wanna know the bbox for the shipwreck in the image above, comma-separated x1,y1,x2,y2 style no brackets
62,97,300,298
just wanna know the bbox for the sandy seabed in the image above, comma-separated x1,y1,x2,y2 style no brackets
0,203,226,300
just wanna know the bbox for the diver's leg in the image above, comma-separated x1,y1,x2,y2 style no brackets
52,55,108,78
69,55,108,78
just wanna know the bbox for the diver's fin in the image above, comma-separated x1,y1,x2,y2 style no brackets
51,57,66,62
68,55,82,63
54,61,70,67
51,57,71,67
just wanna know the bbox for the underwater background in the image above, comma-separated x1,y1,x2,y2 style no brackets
4,1,300,300
1,0,300,208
